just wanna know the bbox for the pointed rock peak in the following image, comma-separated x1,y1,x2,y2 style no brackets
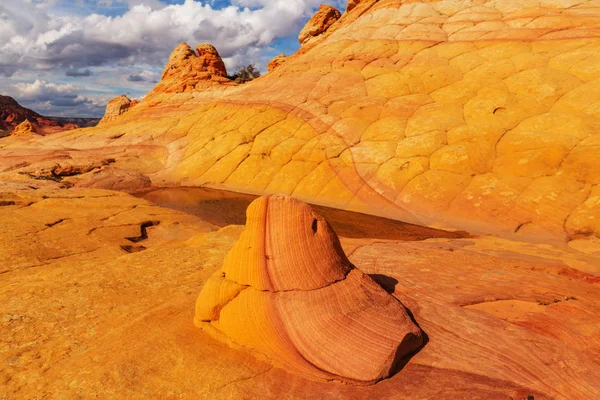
268,53,287,72
162,42,198,80
149,41,235,96
195,195,424,385
298,4,341,45
99,94,138,125
12,119,38,136
195,43,228,77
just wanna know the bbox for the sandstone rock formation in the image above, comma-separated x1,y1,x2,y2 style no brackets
298,5,341,45
11,119,38,136
195,195,423,384
99,95,139,125
195,44,228,78
268,54,287,72
149,42,234,96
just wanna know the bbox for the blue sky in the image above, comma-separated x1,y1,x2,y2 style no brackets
0,0,345,117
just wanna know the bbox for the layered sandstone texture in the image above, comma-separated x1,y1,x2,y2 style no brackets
195,195,423,384
99,95,139,125
298,5,341,45
4,0,600,246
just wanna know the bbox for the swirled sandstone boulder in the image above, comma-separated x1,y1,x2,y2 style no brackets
298,5,341,45
195,195,423,384
99,95,138,125
11,119,38,136
268,54,287,72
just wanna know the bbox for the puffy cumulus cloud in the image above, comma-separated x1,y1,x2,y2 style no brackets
8,79,109,116
13,80,83,102
0,0,346,73
0,0,346,117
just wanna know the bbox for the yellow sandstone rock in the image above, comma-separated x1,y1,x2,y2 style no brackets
268,54,287,72
11,119,38,136
4,0,600,245
298,5,341,45
99,95,138,125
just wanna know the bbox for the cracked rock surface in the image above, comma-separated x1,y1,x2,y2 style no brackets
2,0,599,248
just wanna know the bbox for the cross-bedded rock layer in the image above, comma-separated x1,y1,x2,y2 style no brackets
195,195,423,384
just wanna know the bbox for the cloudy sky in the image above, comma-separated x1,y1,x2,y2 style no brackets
0,0,346,118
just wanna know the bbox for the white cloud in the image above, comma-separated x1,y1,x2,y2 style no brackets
5,79,108,116
13,80,82,102
0,0,346,116
0,0,345,73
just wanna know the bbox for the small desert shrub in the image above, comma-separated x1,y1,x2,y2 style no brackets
228,64,261,84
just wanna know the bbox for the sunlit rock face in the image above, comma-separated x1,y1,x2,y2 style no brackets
268,54,287,72
99,95,139,125
10,0,600,246
147,42,235,97
195,195,423,385
298,5,341,45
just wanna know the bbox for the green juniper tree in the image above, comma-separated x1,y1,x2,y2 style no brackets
228,64,261,84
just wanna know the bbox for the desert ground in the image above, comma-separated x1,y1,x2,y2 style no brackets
1,0,600,398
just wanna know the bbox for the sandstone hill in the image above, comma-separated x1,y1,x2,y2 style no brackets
0,95,99,135
5,0,598,251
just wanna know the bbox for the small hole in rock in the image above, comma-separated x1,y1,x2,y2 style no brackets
311,219,318,234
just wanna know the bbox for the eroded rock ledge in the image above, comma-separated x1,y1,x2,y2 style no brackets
195,195,423,385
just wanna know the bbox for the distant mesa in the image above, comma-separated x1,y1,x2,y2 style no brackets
268,54,287,73
11,119,38,137
298,5,341,45
195,195,423,385
99,94,139,125
0,95,98,136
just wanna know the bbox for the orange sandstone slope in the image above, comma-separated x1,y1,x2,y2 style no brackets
19,0,600,246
